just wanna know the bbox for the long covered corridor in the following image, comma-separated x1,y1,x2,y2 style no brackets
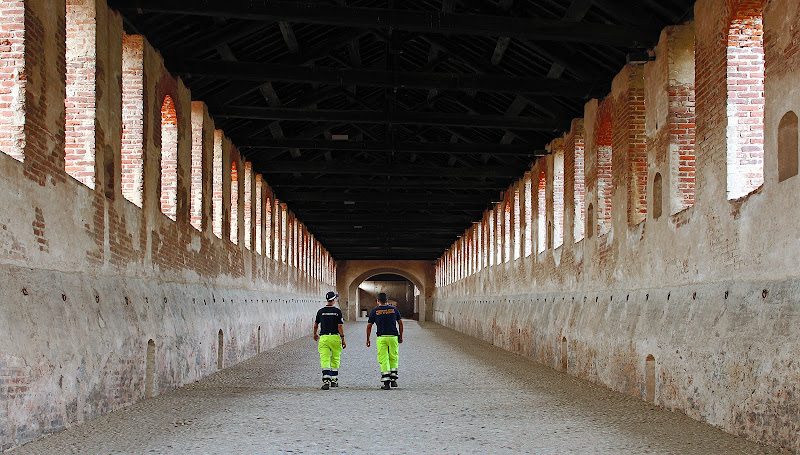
12,322,777,454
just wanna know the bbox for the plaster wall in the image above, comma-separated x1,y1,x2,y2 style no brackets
433,0,800,451
0,0,325,450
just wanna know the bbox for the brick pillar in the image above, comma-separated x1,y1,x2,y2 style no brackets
189,102,204,230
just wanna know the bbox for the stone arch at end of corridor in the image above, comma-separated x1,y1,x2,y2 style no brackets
336,261,435,322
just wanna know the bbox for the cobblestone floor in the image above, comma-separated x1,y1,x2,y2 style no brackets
12,321,779,454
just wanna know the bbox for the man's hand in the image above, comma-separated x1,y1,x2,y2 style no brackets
342,339,347,349
313,334,319,341
366,339,371,347
398,336,403,344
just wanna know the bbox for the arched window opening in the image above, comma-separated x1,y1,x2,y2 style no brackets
726,4,764,199
645,354,656,402
524,176,533,256
230,162,239,244
476,222,483,271
66,0,99,190
587,203,595,238
121,34,144,206
257,326,262,354
243,163,253,250
596,107,613,235
160,96,178,220
212,131,224,238
537,171,546,253
553,148,565,248
561,337,568,371
653,173,663,220
778,111,799,182
217,329,224,369
547,221,553,250
189,102,204,231
573,133,586,242
145,339,155,398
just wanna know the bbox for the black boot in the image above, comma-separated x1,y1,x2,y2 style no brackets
321,379,331,390
380,381,391,390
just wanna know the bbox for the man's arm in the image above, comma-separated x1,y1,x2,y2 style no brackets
313,323,319,341
398,320,404,343
366,323,373,347
338,323,346,348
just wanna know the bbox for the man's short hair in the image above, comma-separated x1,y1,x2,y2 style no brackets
377,292,387,303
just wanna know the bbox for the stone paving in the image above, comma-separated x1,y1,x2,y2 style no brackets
12,321,779,454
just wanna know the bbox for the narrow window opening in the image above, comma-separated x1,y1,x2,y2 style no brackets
212,131,223,238
587,203,595,238
230,161,238,244
257,326,262,354
0,0,24,162
597,107,613,235
653,173,663,219
281,205,288,263
503,199,512,263
264,197,273,258
778,111,798,182
524,176,533,256
573,132,586,242
561,337,568,371
513,185,521,260
726,5,764,199
645,354,656,402
160,96,178,220
255,177,263,254
668,25,696,212
243,163,252,250
547,221,553,250
488,211,495,266
189,102,204,231
145,339,155,398
121,34,144,206
553,148,565,248
537,171,546,253
218,329,224,369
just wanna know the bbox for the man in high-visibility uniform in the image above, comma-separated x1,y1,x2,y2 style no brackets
366,292,403,390
314,291,346,390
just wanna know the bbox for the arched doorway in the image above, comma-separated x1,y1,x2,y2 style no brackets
357,273,420,321
346,267,427,322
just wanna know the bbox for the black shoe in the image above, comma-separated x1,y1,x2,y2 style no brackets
380,382,391,390
321,382,330,390
390,380,398,388
331,381,339,388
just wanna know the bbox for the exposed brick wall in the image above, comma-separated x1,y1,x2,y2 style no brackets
495,204,503,264
726,1,764,199
64,0,96,189
121,34,143,206
0,0,25,162
159,96,178,220
264,196,272,258
229,161,238,244
596,99,613,236
22,0,67,188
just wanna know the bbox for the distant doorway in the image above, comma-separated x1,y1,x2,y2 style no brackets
357,273,420,321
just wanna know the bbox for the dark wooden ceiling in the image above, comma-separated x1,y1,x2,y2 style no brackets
110,0,694,261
